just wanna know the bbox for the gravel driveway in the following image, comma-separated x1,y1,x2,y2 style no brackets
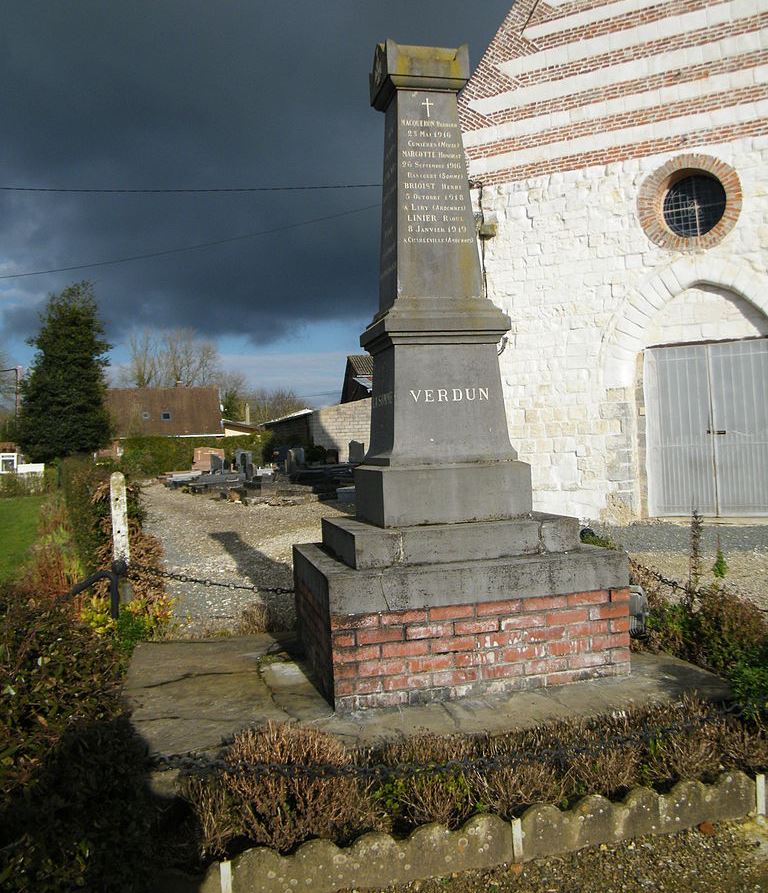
140,481,354,635
592,519,768,610
142,480,768,632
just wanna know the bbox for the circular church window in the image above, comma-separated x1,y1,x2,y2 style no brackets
662,174,726,237
637,154,741,251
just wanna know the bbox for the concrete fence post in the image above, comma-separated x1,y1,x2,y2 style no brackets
756,774,766,817
110,471,133,605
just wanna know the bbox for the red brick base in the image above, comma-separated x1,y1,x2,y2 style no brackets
296,583,631,712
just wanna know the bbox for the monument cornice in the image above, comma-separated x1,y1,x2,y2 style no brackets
370,39,470,111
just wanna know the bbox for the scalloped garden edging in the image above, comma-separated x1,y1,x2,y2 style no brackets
198,771,765,893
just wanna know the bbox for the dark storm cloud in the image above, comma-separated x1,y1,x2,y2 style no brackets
0,1,511,345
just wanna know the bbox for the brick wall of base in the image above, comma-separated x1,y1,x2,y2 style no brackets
295,581,630,712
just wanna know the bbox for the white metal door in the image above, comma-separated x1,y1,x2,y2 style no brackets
644,338,768,517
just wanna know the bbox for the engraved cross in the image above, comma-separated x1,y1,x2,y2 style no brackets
421,97,433,118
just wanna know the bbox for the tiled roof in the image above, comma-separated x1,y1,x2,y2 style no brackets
107,386,222,437
347,355,373,376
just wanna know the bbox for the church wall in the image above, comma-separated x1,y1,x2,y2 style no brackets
471,136,768,521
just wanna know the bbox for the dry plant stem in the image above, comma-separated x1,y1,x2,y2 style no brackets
689,509,703,591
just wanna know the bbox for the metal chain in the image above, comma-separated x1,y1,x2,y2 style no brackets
128,561,294,595
630,558,768,612
629,559,688,591
149,703,750,778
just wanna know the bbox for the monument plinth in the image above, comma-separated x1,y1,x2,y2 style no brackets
294,41,629,713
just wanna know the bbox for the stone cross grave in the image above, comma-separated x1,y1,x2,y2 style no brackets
293,40,630,713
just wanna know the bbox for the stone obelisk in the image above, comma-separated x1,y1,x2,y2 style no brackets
293,41,629,713
356,40,531,528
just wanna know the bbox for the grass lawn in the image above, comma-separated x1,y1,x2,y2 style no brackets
0,494,46,582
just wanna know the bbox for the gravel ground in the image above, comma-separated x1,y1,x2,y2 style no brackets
142,481,768,631
591,519,768,610
339,821,768,893
140,481,354,635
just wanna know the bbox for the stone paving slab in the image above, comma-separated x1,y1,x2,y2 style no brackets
124,634,731,757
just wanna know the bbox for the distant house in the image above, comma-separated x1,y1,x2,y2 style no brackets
0,443,44,478
106,386,223,439
340,355,373,403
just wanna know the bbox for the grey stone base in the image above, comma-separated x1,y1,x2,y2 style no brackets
321,512,580,570
294,542,628,616
354,460,533,527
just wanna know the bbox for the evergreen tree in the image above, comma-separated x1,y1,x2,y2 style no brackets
17,282,113,462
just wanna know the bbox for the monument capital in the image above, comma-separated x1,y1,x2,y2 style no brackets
370,39,470,111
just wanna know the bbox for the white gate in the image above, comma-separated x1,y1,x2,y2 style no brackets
644,338,768,517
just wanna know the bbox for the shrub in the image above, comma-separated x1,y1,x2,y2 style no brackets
58,458,172,648
182,722,381,856
182,698,768,862
58,455,110,573
0,467,56,498
371,733,477,831
731,663,768,719
1,717,161,893
0,586,122,801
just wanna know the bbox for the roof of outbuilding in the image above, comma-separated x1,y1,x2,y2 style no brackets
346,354,373,376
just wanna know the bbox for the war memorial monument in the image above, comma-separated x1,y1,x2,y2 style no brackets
293,40,630,712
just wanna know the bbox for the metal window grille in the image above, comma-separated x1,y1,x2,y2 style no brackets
663,174,726,237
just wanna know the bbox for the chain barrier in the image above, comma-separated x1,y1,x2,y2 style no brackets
629,559,688,592
630,557,768,613
128,561,294,595
149,702,749,779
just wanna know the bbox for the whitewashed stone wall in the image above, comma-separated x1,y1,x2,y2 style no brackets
309,399,371,463
473,137,768,521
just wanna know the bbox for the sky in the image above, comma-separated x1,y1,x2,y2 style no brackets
0,1,511,407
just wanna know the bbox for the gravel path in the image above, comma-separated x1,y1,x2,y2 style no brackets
591,519,768,610
341,820,768,893
140,481,354,635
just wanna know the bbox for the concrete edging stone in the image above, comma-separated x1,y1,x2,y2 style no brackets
196,771,759,893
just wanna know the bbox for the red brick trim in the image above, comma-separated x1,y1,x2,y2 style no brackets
468,118,768,186
637,153,742,251
296,582,631,712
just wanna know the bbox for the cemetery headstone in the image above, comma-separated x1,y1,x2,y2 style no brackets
293,40,629,713
348,440,365,464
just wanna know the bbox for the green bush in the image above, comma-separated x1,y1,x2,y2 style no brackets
730,663,768,719
0,468,56,498
0,585,171,891
0,587,122,800
182,698,768,860
118,432,265,478
58,455,111,573
687,585,767,675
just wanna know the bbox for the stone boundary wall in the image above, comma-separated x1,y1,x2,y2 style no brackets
296,581,630,712
198,771,764,893
309,399,371,463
